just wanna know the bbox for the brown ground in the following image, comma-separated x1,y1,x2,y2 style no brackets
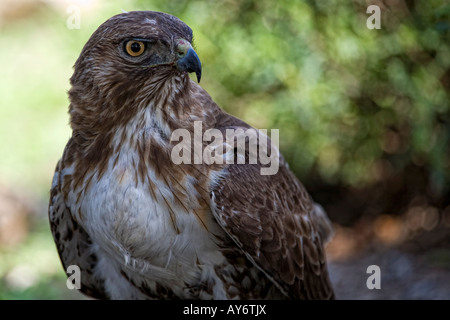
325,219,450,299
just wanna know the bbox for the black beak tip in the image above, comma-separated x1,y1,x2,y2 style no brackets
177,47,202,83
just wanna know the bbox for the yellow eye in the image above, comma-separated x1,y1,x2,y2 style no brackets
125,40,145,57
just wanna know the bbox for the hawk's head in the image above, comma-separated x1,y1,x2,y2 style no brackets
75,11,201,82
68,11,202,137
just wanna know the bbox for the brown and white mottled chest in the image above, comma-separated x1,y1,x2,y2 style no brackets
61,107,236,299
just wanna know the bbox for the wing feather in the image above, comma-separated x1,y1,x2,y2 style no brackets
209,115,334,299
49,160,106,299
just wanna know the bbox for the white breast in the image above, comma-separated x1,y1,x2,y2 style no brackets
69,109,228,298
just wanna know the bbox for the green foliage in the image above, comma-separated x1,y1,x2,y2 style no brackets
136,0,450,190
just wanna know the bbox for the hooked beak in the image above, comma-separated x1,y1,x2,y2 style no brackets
176,40,202,83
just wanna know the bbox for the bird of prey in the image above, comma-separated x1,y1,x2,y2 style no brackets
49,11,335,299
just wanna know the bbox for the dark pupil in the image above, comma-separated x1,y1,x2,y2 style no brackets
130,42,141,52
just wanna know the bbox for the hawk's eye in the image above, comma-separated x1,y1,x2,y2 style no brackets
124,40,145,57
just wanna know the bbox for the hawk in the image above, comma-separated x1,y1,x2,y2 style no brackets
49,11,335,299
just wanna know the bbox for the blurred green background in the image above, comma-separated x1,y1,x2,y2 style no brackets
0,0,449,299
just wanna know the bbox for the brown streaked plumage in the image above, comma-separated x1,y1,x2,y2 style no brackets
49,10,335,299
